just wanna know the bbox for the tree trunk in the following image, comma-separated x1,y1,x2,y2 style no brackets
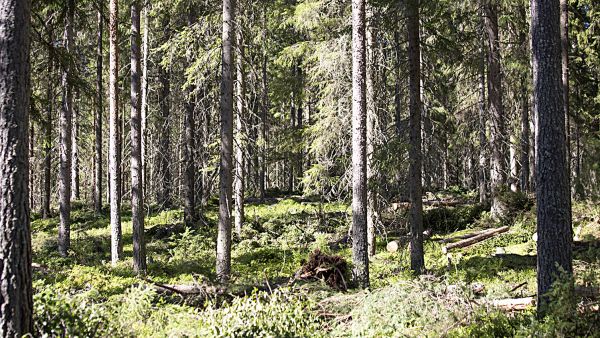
157,35,172,209
408,0,424,274
509,134,518,192
131,0,146,274
94,9,103,213
58,0,75,257
366,8,377,258
217,0,235,284
520,77,530,192
183,8,197,227
0,0,33,335
71,91,80,201
141,5,149,202
484,0,507,217
560,0,571,191
531,0,573,313
234,8,245,237
351,0,369,288
259,9,268,201
42,31,54,219
478,26,488,204
109,0,123,265
394,30,402,137
29,124,34,212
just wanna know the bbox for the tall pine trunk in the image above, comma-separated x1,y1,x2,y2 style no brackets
217,0,235,283
183,7,197,227
141,5,149,201
234,8,246,237
365,7,377,257
157,24,172,208
478,36,488,204
58,0,75,257
94,9,103,213
560,0,571,190
109,0,123,265
259,9,268,201
407,0,424,274
484,0,507,217
0,0,33,334
71,91,80,201
531,0,573,313
42,29,54,219
131,0,146,274
351,0,369,288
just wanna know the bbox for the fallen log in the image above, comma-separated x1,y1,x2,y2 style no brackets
437,229,491,244
146,279,220,296
32,262,49,274
442,226,510,254
576,286,600,299
491,297,534,311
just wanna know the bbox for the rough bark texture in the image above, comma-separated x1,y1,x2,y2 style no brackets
157,27,172,208
109,0,122,265
351,0,369,288
408,0,425,274
234,9,245,237
131,0,146,274
484,0,507,217
94,10,103,213
42,31,54,219
182,8,197,227
71,92,80,200
141,6,149,200
366,8,377,258
58,0,75,257
394,30,402,137
531,0,573,312
560,0,570,187
520,77,530,192
478,31,488,204
0,0,33,335
217,0,235,284
259,10,268,202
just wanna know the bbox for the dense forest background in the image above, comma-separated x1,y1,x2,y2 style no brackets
1,0,600,336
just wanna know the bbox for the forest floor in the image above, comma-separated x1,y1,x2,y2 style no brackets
31,191,600,337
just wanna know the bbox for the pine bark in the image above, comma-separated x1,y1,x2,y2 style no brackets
407,0,424,274
217,0,235,283
234,9,246,237
157,31,172,208
560,0,571,188
259,10,268,201
478,43,488,204
58,0,75,257
351,0,369,288
94,9,103,213
109,0,123,265
366,9,377,258
71,91,80,201
131,0,146,274
531,0,573,312
141,6,149,200
484,0,507,216
520,76,530,192
0,0,33,334
183,8,197,227
42,30,54,219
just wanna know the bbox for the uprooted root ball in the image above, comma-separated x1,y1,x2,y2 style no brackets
296,250,349,291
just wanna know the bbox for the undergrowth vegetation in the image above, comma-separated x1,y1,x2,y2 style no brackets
31,193,600,337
